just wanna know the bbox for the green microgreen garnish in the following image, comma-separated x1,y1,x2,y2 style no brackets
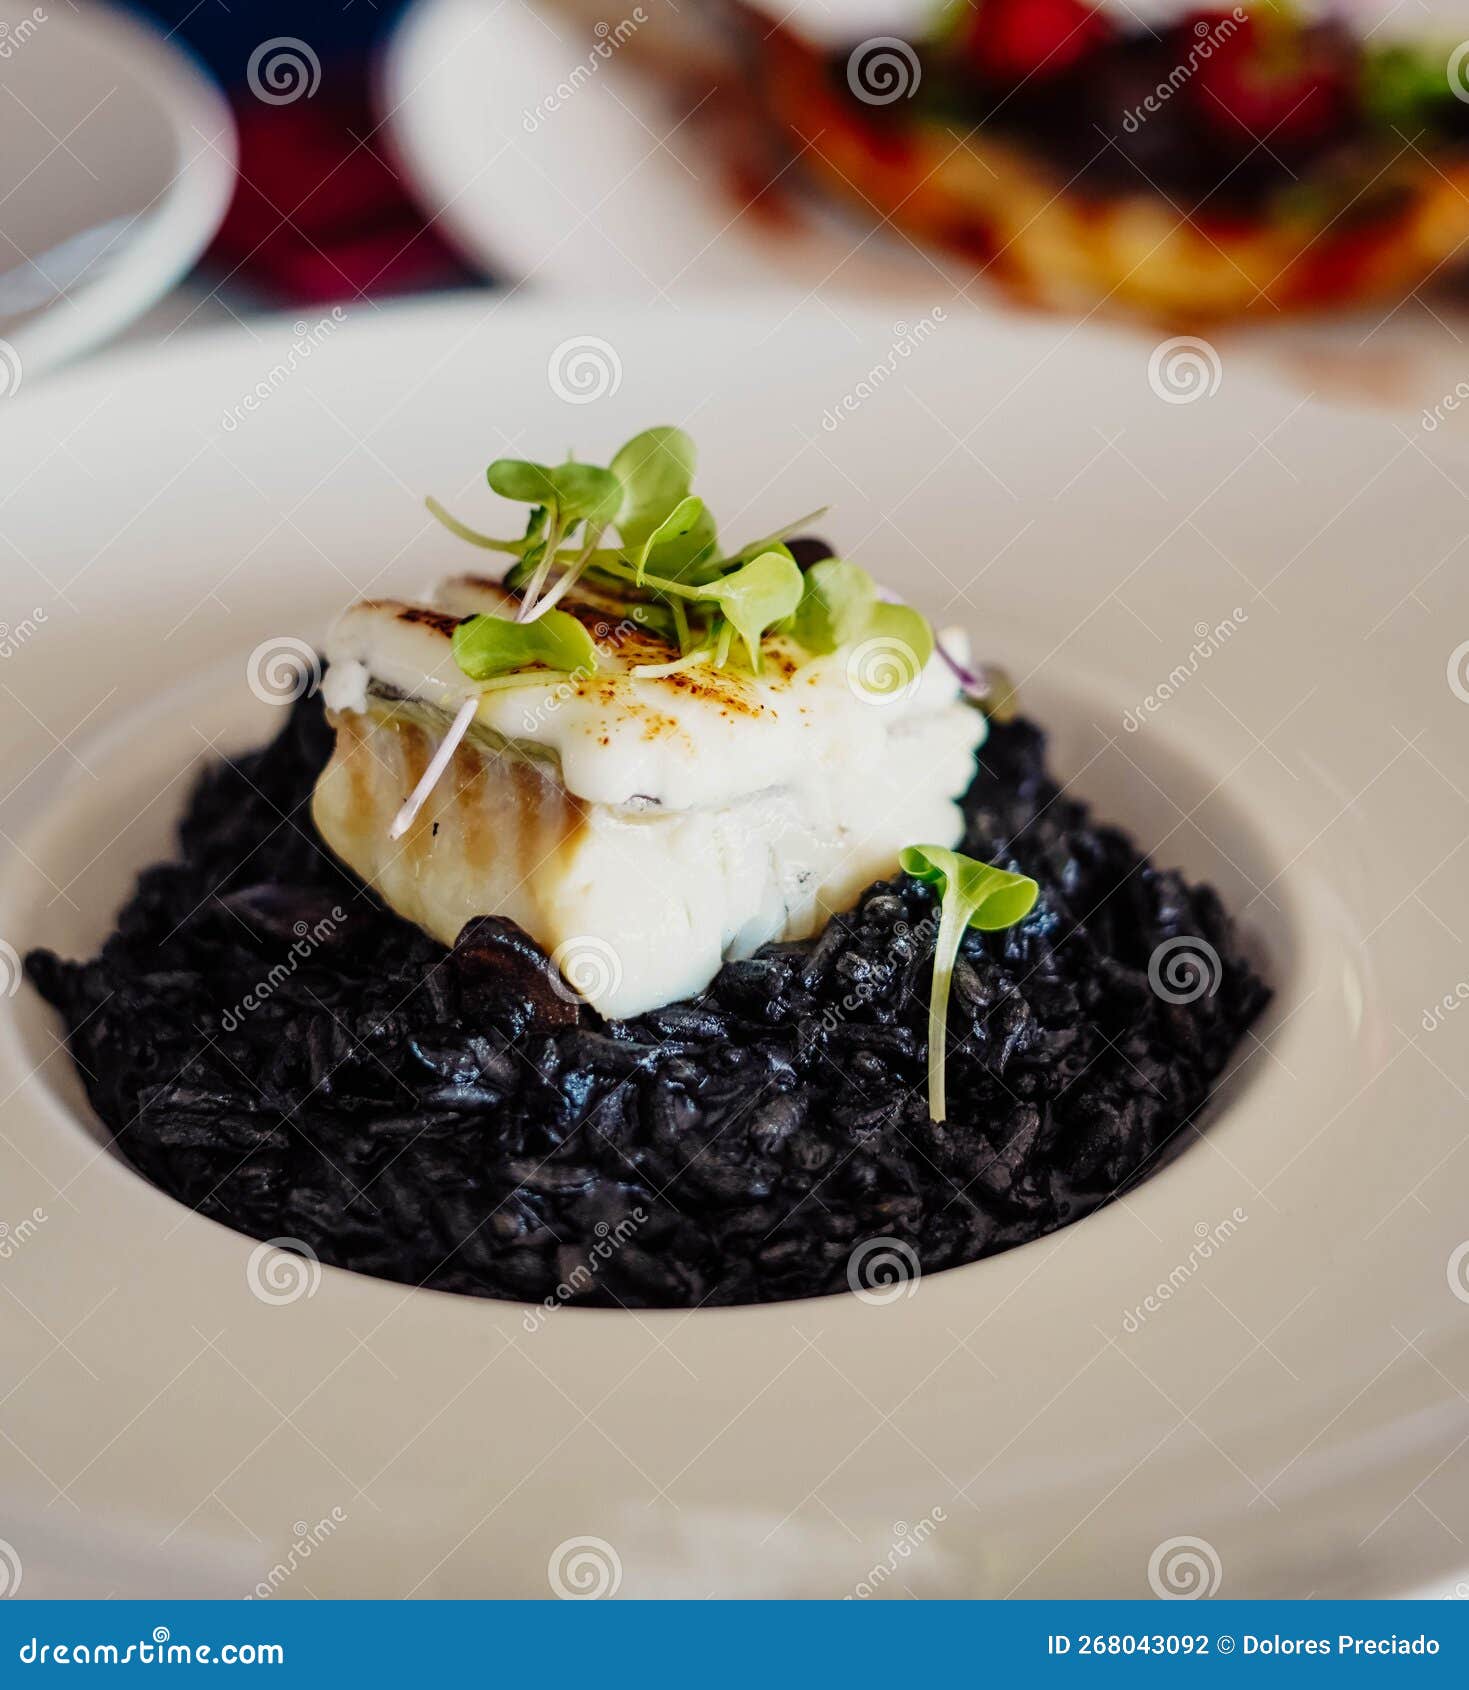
1361,40,1460,135
899,844,1039,1124
427,426,934,689
451,607,599,682
787,558,935,690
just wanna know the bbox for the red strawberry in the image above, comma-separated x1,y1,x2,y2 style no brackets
960,0,1112,85
1190,12,1354,151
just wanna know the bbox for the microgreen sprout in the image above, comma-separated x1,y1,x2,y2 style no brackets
899,844,1039,1123
428,427,933,689
451,608,599,682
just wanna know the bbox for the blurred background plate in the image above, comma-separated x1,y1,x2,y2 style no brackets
380,0,1469,427
381,0,944,301
0,0,236,384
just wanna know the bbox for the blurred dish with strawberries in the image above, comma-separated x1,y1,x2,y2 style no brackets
752,0,1469,320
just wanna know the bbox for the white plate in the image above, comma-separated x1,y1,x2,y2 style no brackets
0,0,236,387
1,294,1467,1599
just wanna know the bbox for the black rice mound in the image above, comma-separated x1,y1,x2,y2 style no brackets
27,690,1269,1308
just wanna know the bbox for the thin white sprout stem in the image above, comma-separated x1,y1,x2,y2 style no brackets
388,696,478,840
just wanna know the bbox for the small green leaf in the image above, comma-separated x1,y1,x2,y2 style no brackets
451,609,599,682
863,602,935,693
703,550,804,672
486,459,622,527
1362,41,1456,133
790,557,876,653
900,844,1039,1123
611,426,697,548
633,494,712,584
